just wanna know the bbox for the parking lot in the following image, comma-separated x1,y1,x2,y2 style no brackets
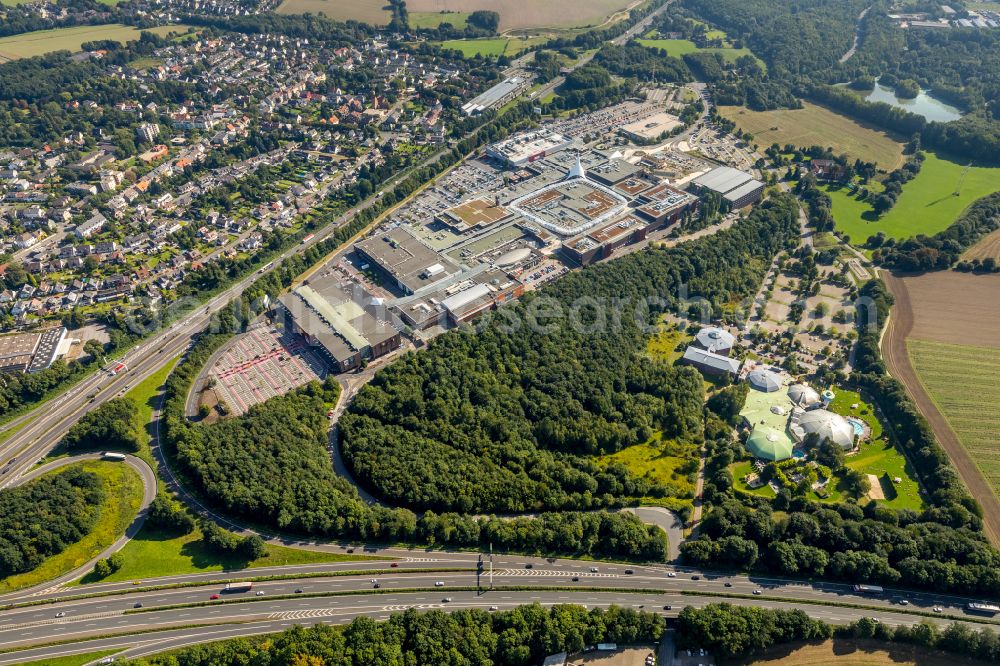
208,323,327,416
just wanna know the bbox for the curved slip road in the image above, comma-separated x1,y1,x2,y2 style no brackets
881,272,1000,546
0,453,157,601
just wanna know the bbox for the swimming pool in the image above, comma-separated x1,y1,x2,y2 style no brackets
847,416,865,436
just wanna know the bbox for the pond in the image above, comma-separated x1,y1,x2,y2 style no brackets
863,80,964,123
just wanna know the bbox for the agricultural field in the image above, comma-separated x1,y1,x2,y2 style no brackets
0,24,187,61
276,0,389,23
909,340,1000,500
896,272,1000,347
826,152,1000,244
637,38,757,65
732,639,994,666
407,0,640,31
717,102,906,169
961,227,1000,263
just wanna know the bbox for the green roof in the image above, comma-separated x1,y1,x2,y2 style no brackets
747,427,794,461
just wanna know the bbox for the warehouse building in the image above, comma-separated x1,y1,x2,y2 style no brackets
0,327,68,375
462,76,530,116
275,284,400,373
355,227,460,295
688,166,764,209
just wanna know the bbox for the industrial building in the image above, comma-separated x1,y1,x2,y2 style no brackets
275,283,400,373
462,76,531,116
0,327,68,374
486,129,573,167
355,227,461,295
681,347,741,376
688,166,764,209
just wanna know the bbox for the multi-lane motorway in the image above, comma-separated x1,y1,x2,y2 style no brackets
1,552,995,664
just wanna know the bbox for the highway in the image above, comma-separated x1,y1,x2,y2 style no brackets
1,552,996,663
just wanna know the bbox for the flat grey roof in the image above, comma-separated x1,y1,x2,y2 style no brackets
723,180,765,203
467,76,525,109
587,158,643,186
356,227,460,294
0,332,40,361
682,346,740,374
692,166,757,195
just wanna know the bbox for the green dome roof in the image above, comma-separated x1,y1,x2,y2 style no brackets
747,427,794,461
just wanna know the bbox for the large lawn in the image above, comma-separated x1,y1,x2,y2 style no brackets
0,461,143,594
826,152,1000,244
77,525,380,584
436,37,546,57
0,24,188,60
909,339,1000,501
637,38,757,65
718,102,905,169
410,11,470,29
729,638,992,666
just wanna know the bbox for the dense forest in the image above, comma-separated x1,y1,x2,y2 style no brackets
62,397,145,453
340,195,800,514
163,300,668,560
0,467,103,578
128,604,664,666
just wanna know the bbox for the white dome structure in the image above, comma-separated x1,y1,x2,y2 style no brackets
793,408,855,450
747,367,782,393
695,327,735,354
788,383,821,408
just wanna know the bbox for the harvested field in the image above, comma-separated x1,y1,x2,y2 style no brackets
893,272,1000,347
718,102,906,170
276,0,389,24
909,339,1000,501
881,271,1000,547
866,474,885,500
407,0,640,31
730,638,995,666
961,227,1000,262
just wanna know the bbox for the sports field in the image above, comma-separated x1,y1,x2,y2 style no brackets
718,102,906,169
0,24,185,61
637,38,756,65
909,339,1000,501
826,152,1000,243
408,0,640,31
276,0,389,23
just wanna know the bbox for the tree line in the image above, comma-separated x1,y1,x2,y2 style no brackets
126,603,665,666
